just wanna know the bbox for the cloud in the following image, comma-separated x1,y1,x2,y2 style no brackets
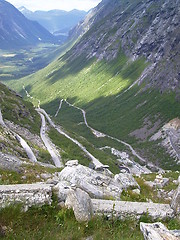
7,0,102,11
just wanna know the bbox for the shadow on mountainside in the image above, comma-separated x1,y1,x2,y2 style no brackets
42,84,180,171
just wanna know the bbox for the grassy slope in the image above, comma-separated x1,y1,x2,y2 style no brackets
1,203,179,240
0,82,41,134
5,46,180,170
0,83,55,164
0,204,143,240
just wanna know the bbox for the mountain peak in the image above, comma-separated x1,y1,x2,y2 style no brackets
18,6,32,12
0,1,57,49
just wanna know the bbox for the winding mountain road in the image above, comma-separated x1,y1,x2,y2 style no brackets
0,109,6,127
64,100,147,164
64,100,106,138
38,112,63,168
21,85,158,169
36,108,105,169
23,86,64,168
55,99,63,117
0,109,37,163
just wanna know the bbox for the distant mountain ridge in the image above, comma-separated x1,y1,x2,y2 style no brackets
0,0,58,49
19,6,87,36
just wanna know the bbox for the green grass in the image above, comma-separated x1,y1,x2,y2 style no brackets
0,82,41,135
4,48,146,106
35,147,53,165
48,126,120,173
0,42,72,81
48,115,121,173
0,204,144,240
120,172,180,204
48,127,90,167
141,171,180,192
0,164,62,185
0,203,179,240
3,42,180,171
121,176,166,204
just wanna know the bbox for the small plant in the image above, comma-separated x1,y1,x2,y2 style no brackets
139,212,153,223
167,218,180,230
121,189,147,202
56,208,75,225
110,203,116,226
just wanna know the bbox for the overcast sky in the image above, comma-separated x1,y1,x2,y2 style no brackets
7,0,102,11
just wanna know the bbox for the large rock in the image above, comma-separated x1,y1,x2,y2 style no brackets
140,222,179,240
93,200,174,220
65,187,93,222
57,162,138,200
0,183,52,209
171,181,180,215
53,181,71,202
65,160,79,167
114,173,139,189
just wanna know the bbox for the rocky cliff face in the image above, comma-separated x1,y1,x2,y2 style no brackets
70,0,180,92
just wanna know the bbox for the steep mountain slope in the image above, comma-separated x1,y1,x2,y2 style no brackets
0,82,44,164
5,0,180,170
19,7,87,37
1,82,124,173
71,0,180,92
0,0,57,49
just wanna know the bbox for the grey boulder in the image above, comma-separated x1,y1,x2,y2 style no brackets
53,181,71,202
171,181,180,215
58,163,138,200
114,173,139,189
65,187,93,222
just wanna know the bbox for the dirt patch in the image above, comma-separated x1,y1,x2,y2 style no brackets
129,117,162,141
166,118,180,130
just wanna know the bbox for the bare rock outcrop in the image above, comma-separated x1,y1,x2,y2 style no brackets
57,161,138,200
171,177,180,215
0,183,52,210
93,200,174,220
150,118,180,163
140,222,180,240
53,181,71,202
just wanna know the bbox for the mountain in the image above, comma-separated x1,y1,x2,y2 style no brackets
0,1,180,234
0,82,49,169
19,7,87,36
0,0,58,49
18,6,32,15
70,0,180,92
5,0,180,171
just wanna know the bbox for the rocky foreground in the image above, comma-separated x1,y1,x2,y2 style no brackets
0,160,180,239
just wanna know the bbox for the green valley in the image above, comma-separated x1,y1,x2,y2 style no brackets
5,45,180,170
0,0,180,239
